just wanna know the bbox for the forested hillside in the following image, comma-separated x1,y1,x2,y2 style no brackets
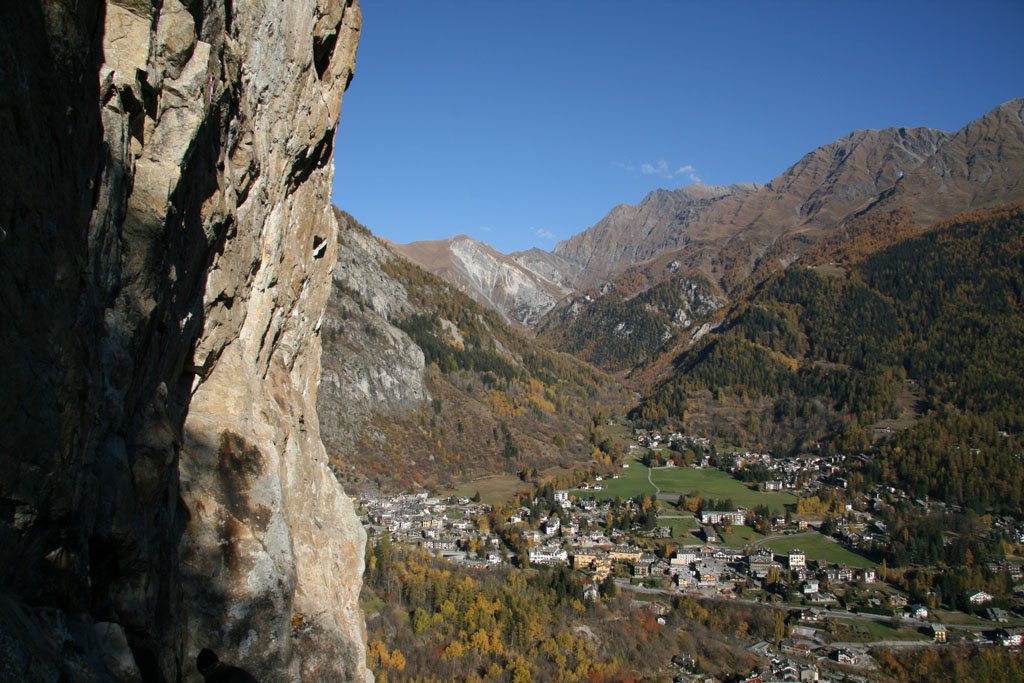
538,271,725,372
636,206,1024,513
363,541,775,682
319,212,630,493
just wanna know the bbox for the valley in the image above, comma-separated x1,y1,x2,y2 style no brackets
3,3,1020,681
357,423,1024,681
329,105,1024,681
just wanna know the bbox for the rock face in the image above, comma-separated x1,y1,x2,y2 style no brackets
537,272,726,372
392,235,578,327
0,1,368,680
318,211,430,466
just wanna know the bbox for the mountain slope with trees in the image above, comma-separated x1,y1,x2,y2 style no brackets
319,211,630,494
636,205,1024,513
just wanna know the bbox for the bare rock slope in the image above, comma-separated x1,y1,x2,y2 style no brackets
0,1,368,680
393,235,579,328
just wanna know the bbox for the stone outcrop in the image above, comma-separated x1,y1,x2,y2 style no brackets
0,1,368,680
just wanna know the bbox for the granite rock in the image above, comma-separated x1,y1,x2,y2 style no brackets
0,1,368,679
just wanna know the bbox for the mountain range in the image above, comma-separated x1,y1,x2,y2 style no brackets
396,99,1024,339
325,98,1024,493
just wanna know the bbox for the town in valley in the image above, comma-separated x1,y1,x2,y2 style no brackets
359,425,1024,682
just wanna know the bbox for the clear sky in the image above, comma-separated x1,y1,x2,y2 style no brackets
331,0,1023,254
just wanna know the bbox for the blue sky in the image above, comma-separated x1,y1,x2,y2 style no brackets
332,1,1023,254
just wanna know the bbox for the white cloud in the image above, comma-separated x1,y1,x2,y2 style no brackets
626,159,700,181
479,226,492,232
534,227,556,240
640,160,671,176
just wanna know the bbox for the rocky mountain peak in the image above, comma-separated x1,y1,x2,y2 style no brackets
552,182,757,287
393,235,578,328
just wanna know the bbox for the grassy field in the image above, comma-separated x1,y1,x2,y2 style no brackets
659,516,701,541
832,618,928,642
934,609,1024,627
720,525,765,547
760,532,876,568
809,263,848,279
447,474,532,506
650,466,797,513
596,422,639,449
573,460,798,515
571,459,656,500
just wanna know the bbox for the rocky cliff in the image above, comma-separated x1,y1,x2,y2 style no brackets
318,211,430,484
316,214,627,494
392,235,579,328
0,1,368,680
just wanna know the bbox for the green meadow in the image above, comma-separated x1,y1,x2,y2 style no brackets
650,466,797,513
760,532,876,568
573,458,796,515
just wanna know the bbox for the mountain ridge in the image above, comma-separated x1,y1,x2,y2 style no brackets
392,234,579,327
395,99,1024,339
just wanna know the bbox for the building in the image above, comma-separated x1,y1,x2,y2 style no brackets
700,510,746,525
572,549,599,570
609,545,644,563
696,563,720,586
554,489,570,507
749,552,778,579
995,627,1024,647
592,556,612,580
798,608,824,623
969,590,995,605
529,545,568,565
788,549,806,570
987,607,1010,623
702,525,718,543
930,624,948,643
824,566,854,583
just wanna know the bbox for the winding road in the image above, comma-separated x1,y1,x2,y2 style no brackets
647,467,661,497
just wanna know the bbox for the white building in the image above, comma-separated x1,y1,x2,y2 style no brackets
700,510,745,525
529,545,568,565
788,549,806,570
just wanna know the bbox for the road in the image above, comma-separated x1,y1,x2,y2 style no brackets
647,467,661,497
614,581,987,646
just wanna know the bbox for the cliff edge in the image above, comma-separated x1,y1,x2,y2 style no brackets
0,1,368,680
